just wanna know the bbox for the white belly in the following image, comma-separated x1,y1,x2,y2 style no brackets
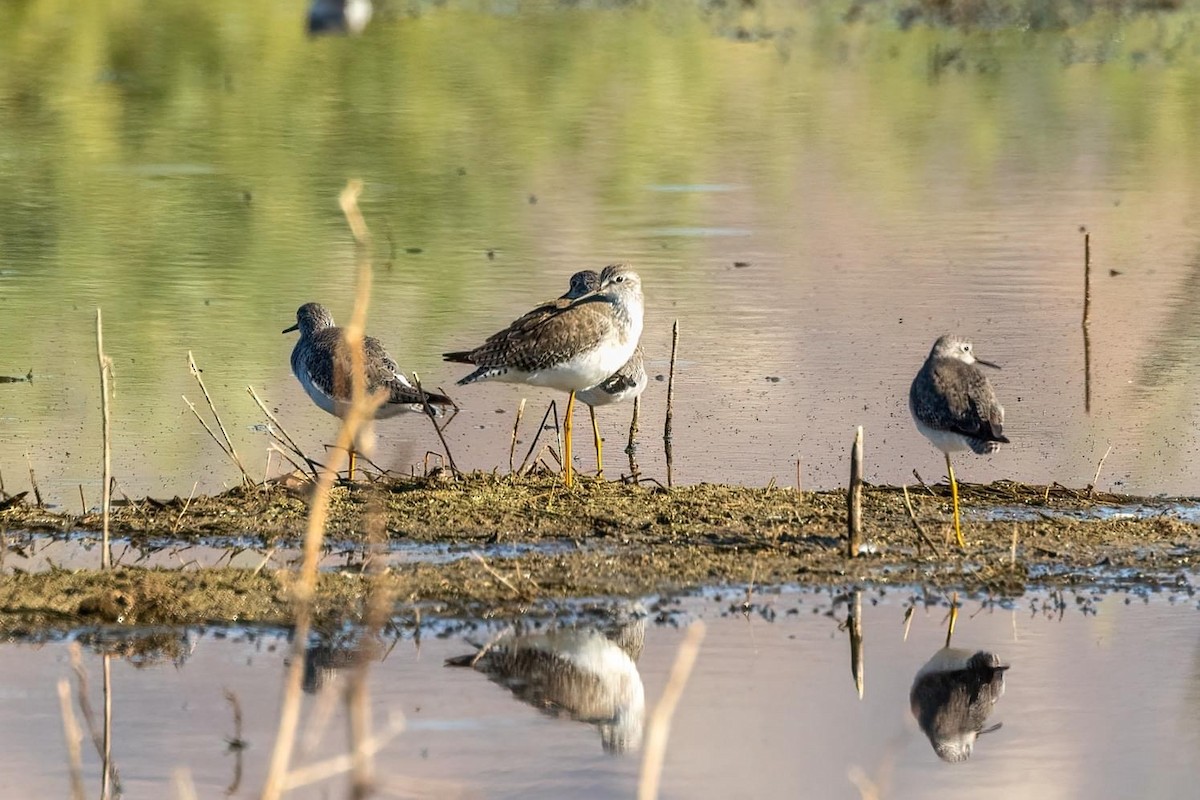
511,338,638,393
913,416,972,454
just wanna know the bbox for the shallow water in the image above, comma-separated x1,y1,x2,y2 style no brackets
2,2,1200,505
0,588,1197,798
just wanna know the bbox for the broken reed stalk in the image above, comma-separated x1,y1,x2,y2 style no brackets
1087,444,1113,497
101,654,113,800
96,309,113,570
626,395,641,479
67,645,120,797
846,426,863,558
25,454,43,508
901,484,944,559
261,178,385,800
1082,230,1092,414
509,398,526,473
78,485,87,516
849,589,865,700
187,351,251,484
413,371,458,474
57,678,86,800
638,620,705,800
664,320,679,488
246,386,320,479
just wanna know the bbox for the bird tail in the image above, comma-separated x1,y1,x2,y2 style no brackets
968,422,1009,455
454,366,508,386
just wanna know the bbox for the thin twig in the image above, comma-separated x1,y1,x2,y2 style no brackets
901,485,944,558
68,646,120,797
413,372,457,474
188,351,251,484
1082,230,1093,414
626,395,641,480
1087,444,1112,497
97,309,113,569
638,621,705,800
172,482,200,534
509,398,526,474
281,715,406,792
471,552,524,599
78,485,87,516
664,320,679,488
25,453,43,508
247,386,319,478
517,400,557,474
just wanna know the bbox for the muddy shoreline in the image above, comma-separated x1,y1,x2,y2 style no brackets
1,475,1196,633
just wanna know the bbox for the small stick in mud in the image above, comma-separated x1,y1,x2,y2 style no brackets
517,399,558,474
172,481,200,534
846,426,863,558
1082,229,1093,414
187,351,251,485
1087,444,1112,498
96,309,114,569
664,320,679,488
626,395,641,480
795,458,802,492
509,398,526,473
639,620,705,800
902,484,944,559
413,371,458,474
78,485,87,516
25,454,43,509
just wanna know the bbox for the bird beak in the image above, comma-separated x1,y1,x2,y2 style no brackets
282,323,299,334
976,357,1000,370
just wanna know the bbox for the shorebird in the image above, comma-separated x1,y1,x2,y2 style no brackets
446,612,646,753
284,302,453,478
444,263,644,486
559,271,648,477
910,334,1009,549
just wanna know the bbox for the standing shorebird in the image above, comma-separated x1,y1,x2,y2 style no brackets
443,263,645,487
559,270,648,477
910,334,1009,549
284,302,453,478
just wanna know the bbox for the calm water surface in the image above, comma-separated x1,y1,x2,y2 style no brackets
0,589,1197,798
2,2,1200,504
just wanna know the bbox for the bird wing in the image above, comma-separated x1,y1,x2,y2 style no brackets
307,330,451,407
450,297,615,372
917,360,1006,441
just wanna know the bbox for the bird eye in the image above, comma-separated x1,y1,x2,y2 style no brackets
615,275,625,283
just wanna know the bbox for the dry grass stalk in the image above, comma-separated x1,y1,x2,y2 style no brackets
1087,444,1112,497
187,351,251,484
663,320,679,488
57,678,86,800
96,309,114,569
413,371,458,473
638,620,705,800
173,768,199,800
171,481,200,534
78,484,87,516
517,399,558,474
901,485,943,558
247,385,319,479
260,179,387,800
509,398,526,473
281,715,406,792
25,453,43,508
471,551,526,599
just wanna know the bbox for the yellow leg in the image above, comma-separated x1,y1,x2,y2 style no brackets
946,452,965,550
348,448,357,482
590,404,603,478
563,391,576,487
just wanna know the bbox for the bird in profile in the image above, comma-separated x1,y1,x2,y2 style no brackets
284,302,453,479
444,263,644,487
557,270,647,477
909,334,1009,549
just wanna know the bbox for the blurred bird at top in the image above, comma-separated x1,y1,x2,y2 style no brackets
307,0,373,36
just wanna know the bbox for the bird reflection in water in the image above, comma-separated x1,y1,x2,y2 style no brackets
910,603,1009,762
446,610,646,754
